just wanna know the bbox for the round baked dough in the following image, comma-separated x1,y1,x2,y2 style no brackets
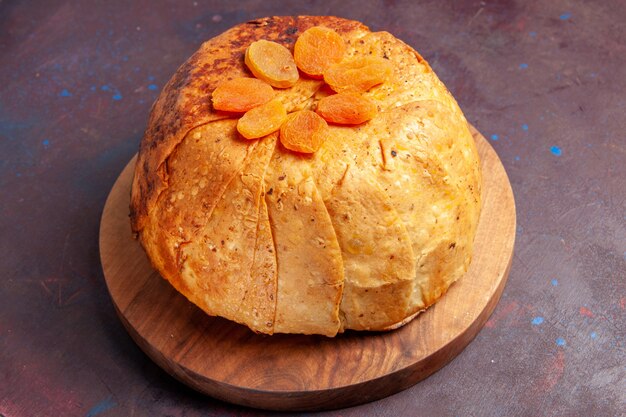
130,16,482,337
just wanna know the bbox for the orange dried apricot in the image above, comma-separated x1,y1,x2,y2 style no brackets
324,56,393,93
237,100,287,139
316,92,377,125
245,40,299,88
279,110,329,153
212,77,274,112
294,26,346,78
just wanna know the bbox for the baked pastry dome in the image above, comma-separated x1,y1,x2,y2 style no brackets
130,16,482,337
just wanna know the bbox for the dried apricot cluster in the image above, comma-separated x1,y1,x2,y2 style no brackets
211,26,392,153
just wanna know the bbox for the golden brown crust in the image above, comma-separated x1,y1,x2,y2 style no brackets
130,16,367,232
265,160,345,336
131,16,482,336
326,165,415,331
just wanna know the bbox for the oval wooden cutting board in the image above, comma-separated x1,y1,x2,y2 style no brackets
99,126,515,411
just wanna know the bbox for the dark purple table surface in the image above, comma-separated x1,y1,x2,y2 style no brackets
1,1,624,416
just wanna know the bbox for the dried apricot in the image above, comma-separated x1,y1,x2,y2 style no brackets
237,100,287,139
294,26,346,78
245,40,299,88
324,56,393,93
212,77,274,112
279,110,329,153
316,92,377,125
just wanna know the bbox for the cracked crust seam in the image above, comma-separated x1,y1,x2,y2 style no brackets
263,142,281,335
245,137,279,333
319,194,345,336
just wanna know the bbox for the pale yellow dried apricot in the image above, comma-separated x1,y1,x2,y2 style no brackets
279,110,329,153
294,26,346,78
324,56,393,93
316,92,377,125
237,100,287,139
245,40,299,88
212,77,274,112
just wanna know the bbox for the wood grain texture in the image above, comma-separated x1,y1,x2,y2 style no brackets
99,126,515,411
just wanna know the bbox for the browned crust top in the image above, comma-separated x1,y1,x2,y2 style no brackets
130,16,368,232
